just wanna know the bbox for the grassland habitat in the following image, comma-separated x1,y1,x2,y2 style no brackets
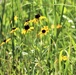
0,0,76,75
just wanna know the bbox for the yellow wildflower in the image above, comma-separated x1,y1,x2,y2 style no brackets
32,14,47,23
24,19,34,25
32,18,39,24
10,27,19,34
38,26,49,36
22,24,34,34
0,38,11,46
35,14,40,19
24,19,30,25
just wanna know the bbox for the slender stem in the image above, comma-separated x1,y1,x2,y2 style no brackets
0,1,6,74
11,0,15,68
54,0,58,75
60,0,66,24
48,37,53,75
44,0,47,16
53,0,57,40
57,0,66,38
0,0,6,38
12,34,15,66
54,0,56,25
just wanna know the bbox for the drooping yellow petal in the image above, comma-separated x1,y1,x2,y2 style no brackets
6,38,11,43
0,42,5,46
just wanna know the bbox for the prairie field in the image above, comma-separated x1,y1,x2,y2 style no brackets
0,0,76,75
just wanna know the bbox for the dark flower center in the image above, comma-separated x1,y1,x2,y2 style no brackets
3,39,6,42
42,30,46,33
35,14,40,19
24,25,30,30
12,27,16,30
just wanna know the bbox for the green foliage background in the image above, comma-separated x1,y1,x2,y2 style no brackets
0,0,76,75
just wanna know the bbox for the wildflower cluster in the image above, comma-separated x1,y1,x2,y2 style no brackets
0,14,62,46
24,14,47,26
22,14,47,34
23,14,62,36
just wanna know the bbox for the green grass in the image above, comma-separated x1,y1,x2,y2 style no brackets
0,0,76,75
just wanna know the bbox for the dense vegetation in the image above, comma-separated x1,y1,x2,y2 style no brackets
0,0,76,75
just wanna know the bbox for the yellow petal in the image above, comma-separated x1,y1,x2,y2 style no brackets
51,25,55,29
40,16,47,20
30,27,34,30
14,16,18,21
6,38,11,43
10,28,19,34
22,29,26,34
0,42,5,46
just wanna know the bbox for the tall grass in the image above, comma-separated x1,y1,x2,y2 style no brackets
0,0,76,75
